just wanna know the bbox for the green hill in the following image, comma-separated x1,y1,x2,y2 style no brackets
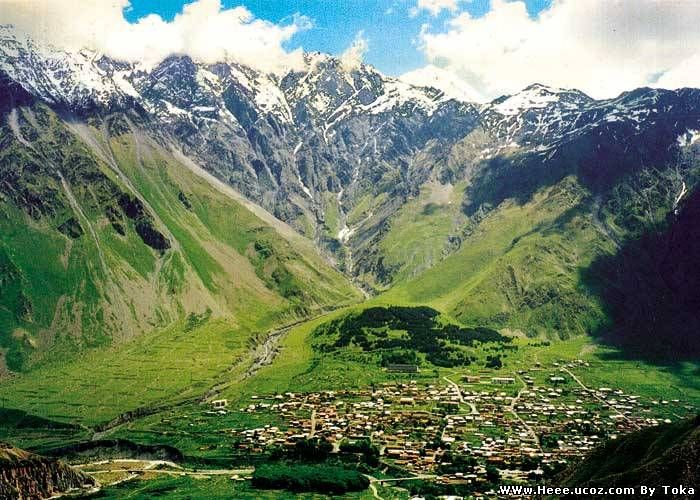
378,159,700,358
0,100,361,373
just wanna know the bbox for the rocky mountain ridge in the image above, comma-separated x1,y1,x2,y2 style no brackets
3,26,699,284
1,24,700,358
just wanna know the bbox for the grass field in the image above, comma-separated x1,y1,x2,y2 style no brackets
85,474,386,499
0,318,254,429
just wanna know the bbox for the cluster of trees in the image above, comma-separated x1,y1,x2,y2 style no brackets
339,439,380,467
184,307,212,332
268,437,380,468
313,306,509,368
269,437,332,462
540,433,562,450
437,451,477,474
252,464,369,494
485,355,503,369
405,479,475,499
379,349,419,366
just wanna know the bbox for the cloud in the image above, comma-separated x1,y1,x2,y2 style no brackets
411,0,460,17
656,53,700,90
418,0,700,99
340,31,369,71
0,0,310,73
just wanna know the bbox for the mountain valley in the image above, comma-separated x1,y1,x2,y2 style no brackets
0,23,699,498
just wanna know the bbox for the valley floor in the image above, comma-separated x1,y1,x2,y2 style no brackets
1,304,698,498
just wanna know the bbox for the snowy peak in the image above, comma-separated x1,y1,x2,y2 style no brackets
0,24,469,130
283,51,395,118
490,83,592,116
359,76,446,116
0,25,141,109
281,52,456,124
400,65,484,104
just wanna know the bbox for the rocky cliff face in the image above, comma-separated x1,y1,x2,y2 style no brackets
4,24,700,288
0,443,95,499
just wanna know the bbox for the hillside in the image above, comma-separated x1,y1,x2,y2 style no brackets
584,185,700,359
559,416,700,497
382,165,700,355
0,78,361,372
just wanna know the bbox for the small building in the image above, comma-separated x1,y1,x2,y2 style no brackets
491,377,515,385
212,399,228,409
439,401,461,412
462,375,481,383
386,364,419,373
549,376,566,384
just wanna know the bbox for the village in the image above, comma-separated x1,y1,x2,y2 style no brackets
213,359,693,491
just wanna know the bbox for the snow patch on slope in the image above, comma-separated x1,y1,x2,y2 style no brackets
492,84,564,115
677,129,700,147
362,78,442,116
254,78,294,123
337,224,356,243
401,65,483,103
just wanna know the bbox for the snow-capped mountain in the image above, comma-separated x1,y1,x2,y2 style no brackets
0,25,139,108
2,23,700,288
401,65,484,104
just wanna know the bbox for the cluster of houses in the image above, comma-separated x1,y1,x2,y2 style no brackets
223,360,693,488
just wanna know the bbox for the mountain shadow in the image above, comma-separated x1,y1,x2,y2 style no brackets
558,415,700,494
582,186,700,362
465,118,688,216
463,88,700,216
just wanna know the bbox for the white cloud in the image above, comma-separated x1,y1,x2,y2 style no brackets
340,31,369,71
418,0,700,99
656,53,700,90
0,0,310,73
411,0,460,17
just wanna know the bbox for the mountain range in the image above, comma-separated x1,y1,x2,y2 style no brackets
1,24,700,373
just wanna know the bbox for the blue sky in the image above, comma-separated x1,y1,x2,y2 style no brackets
124,0,552,76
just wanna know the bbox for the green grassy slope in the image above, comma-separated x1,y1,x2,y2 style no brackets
0,318,250,426
0,103,361,374
373,180,467,286
380,177,610,340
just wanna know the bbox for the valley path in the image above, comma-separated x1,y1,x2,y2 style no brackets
561,367,641,430
443,376,478,414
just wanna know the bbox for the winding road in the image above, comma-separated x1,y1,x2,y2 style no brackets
77,459,253,479
443,376,478,414
510,375,542,451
